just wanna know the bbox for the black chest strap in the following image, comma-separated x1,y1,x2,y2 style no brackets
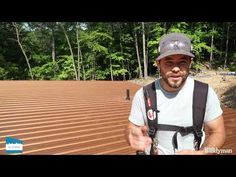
157,124,198,151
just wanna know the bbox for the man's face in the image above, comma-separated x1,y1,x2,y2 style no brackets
157,54,192,91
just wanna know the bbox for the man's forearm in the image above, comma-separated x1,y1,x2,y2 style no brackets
200,131,226,154
200,115,226,154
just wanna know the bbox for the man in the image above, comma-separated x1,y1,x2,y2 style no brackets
125,33,225,155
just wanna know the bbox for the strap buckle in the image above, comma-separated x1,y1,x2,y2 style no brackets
148,128,156,137
194,129,203,138
179,127,189,136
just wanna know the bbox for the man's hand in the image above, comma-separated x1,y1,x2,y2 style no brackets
125,122,152,151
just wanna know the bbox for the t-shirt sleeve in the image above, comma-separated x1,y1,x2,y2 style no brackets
128,88,147,126
204,86,223,123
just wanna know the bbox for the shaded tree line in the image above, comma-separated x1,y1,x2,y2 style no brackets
0,22,236,80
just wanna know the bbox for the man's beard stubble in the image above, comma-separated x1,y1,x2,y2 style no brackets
160,68,189,89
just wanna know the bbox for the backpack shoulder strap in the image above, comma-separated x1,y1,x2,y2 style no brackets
143,81,158,138
193,80,209,149
141,81,160,155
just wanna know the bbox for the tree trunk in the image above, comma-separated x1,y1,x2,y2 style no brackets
146,23,149,75
142,22,148,79
59,23,78,80
220,24,225,59
119,23,126,81
93,56,96,80
83,65,85,80
134,24,143,78
51,26,55,64
51,25,56,77
109,57,113,81
76,23,81,80
78,47,85,80
127,59,131,80
12,22,34,80
210,24,214,68
224,22,230,69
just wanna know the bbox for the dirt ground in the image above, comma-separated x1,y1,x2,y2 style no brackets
194,70,236,108
129,70,236,108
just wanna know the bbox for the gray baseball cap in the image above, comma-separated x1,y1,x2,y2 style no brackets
156,33,195,61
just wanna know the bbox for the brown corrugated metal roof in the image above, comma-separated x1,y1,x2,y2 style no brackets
0,81,139,155
0,81,235,155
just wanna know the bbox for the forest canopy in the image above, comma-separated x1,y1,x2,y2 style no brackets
1,22,235,80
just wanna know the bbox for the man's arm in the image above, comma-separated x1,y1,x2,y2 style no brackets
200,115,225,154
176,115,225,155
125,121,152,152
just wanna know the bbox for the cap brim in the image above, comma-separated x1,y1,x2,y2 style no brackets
156,50,195,61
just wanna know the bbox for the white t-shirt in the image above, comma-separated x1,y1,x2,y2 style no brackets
128,77,223,155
